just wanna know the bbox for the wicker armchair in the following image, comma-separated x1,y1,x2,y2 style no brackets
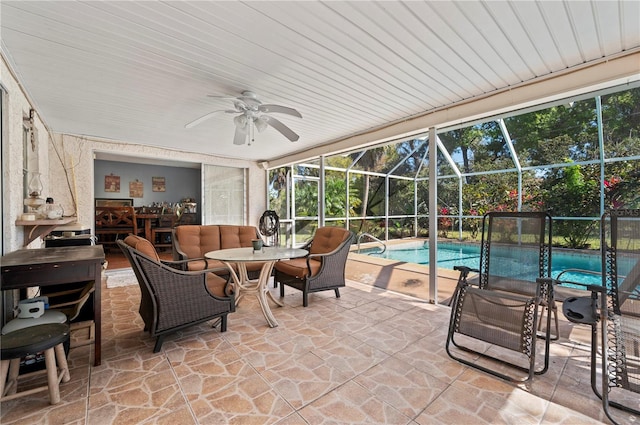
118,235,234,352
274,227,354,307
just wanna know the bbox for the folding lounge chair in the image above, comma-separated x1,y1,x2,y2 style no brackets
446,211,555,382
559,209,639,425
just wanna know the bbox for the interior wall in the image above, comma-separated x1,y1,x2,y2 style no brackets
1,53,51,252
47,134,266,236
94,160,201,208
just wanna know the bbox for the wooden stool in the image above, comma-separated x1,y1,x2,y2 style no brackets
0,323,70,405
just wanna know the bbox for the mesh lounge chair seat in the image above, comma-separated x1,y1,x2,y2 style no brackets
447,276,546,382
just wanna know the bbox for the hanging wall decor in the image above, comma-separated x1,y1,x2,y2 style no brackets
105,174,120,192
152,176,166,192
129,179,143,198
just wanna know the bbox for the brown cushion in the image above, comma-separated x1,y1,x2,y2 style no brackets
199,225,223,255
205,273,228,297
219,225,258,249
309,227,350,255
123,235,160,262
275,258,322,279
175,225,221,258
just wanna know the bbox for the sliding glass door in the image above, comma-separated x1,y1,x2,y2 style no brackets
202,164,246,225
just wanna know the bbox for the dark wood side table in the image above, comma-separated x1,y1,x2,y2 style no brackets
1,245,105,366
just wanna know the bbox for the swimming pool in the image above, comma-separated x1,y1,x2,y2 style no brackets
362,241,603,286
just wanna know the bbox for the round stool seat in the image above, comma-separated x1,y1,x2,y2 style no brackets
1,310,67,335
1,323,69,360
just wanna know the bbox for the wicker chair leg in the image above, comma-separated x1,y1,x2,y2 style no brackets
220,315,227,333
303,292,308,307
280,282,285,298
334,288,341,298
153,335,165,353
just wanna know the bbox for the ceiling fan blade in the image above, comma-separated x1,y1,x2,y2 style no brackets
258,104,302,118
207,94,236,100
233,125,247,145
184,110,225,129
263,115,300,142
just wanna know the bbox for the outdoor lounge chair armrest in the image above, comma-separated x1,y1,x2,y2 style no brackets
179,265,230,277
154,261,235,302
161,257,225,272
161,258,189,267
454,265,479,279
306,250,335,274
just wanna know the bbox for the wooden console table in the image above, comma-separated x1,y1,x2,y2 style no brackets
1,245,105,366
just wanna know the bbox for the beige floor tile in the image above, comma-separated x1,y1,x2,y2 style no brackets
1,266,614,425
353,356,448,418
297,380,414,424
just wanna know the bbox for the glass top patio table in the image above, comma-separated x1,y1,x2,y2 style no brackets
205,247,308,263
205,247,307,327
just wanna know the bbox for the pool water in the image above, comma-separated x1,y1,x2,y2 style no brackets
363,241,603,286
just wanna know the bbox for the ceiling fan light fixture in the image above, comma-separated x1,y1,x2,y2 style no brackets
254,116,269,132
233,114,248,129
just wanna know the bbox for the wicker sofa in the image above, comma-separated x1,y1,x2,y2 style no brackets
172,225,264,276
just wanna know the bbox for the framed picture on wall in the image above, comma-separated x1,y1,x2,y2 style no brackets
152,176,166,192
95,198,133,207
129,180,143,198
104,174,120,192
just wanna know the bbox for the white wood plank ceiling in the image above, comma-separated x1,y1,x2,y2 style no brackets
2,1,639,162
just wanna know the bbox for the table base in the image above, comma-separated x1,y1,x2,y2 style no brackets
224,260,283,327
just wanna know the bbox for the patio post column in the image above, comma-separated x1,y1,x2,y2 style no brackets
428,127,438,304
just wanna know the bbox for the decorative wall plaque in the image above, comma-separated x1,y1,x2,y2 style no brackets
129,179,143,198
152,176,166,192
104,174,120,192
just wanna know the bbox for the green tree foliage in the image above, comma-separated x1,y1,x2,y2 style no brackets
544,162,599,247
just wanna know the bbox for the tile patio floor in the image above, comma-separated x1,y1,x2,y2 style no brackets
0,264,631,424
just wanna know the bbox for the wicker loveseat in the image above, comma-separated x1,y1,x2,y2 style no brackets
172,225,264,276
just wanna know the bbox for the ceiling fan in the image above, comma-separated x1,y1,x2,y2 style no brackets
185,91,302,146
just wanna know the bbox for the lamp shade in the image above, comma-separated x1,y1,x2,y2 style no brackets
254,116,269,132
233,114,248,129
